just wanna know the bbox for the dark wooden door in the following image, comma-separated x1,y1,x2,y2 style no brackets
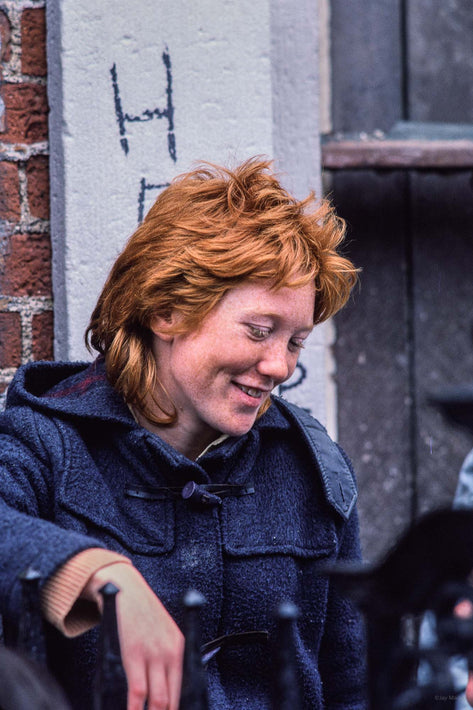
329,0,473,560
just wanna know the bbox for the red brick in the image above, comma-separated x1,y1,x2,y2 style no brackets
0,311,22,367
2,83,48,143
26,155,49,220
0,11,11,62
0,161,20,221
21,9,46,76
2,232,52,296
32,310,53,360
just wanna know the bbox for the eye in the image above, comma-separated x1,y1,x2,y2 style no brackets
289,338,306,352
247,325,273,341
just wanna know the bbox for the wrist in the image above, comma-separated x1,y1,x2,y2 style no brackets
81,562,135,606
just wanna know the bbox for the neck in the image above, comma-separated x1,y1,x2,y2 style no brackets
129,404,218,460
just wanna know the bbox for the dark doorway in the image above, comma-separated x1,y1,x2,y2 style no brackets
326,0,473,560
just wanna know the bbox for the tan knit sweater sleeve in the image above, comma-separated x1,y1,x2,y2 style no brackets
41,548,132,638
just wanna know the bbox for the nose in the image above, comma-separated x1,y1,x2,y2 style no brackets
256,343,294,385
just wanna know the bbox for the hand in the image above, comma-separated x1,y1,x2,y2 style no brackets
82,563,185,710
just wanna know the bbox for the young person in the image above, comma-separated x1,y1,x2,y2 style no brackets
0,158,366,709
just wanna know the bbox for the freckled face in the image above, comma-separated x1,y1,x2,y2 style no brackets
150,280,315,449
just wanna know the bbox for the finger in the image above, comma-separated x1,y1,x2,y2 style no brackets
147,664,169,710
167,657,184,710
126,666,148,710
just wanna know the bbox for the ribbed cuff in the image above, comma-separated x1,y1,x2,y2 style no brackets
41,548,132,638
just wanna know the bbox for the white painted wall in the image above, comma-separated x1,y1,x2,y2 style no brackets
47,0,336,431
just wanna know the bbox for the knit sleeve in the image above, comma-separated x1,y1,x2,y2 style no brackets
41,548,132,638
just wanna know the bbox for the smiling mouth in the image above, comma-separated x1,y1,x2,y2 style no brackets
235,383,267,399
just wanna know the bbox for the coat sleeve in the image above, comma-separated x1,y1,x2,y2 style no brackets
318,448,368,710
0,405,106,623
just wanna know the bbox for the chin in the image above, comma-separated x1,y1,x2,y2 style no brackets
219,418,257,438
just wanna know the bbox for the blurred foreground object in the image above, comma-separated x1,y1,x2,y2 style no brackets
325,509,473,709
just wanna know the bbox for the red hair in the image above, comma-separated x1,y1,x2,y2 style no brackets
86,157,358,423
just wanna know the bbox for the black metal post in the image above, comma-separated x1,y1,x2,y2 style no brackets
179,589,208,710
93,582,127,710
272,601,302,710
17,567,47,667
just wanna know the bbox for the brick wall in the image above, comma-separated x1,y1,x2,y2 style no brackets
0,0,52,408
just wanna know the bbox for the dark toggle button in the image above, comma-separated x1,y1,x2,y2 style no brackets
125,481,254,502
182,481,222,506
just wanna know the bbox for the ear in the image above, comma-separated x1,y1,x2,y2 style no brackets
149,311,180,342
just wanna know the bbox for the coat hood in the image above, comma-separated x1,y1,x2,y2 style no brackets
5,359,134,427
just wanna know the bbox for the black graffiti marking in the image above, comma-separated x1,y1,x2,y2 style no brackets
110,63,128,153
138,178,170,223
111,47,176,162
279,362,307,395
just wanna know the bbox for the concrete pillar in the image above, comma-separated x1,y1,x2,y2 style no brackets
47,0,333,429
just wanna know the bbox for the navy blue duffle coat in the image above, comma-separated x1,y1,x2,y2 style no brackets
0,359,366,709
